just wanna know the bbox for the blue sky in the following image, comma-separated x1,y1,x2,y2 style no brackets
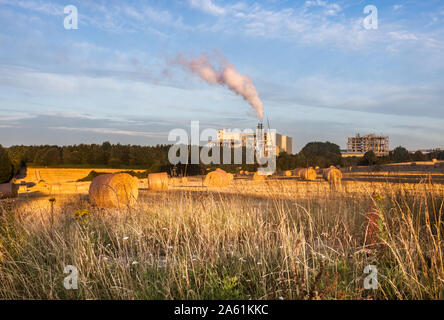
0,0,443,152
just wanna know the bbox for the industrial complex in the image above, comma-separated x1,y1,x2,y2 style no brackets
213,123,293,156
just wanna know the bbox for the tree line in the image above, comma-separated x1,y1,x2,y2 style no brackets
1,142,443,183
277,143,444,170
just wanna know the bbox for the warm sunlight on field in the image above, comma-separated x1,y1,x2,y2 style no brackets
1,167,443,299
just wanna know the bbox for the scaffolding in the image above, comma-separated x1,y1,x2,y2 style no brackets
347,133,389,156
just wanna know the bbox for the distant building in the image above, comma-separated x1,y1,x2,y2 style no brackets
410,148,442,154
346,133,389,157
341,151,365,158
276,133,293,155
213,124,293,156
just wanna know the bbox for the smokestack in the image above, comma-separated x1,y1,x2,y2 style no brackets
173,52,264,121
257,122,264,131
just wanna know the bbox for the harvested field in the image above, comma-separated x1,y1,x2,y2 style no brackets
0,167,443,300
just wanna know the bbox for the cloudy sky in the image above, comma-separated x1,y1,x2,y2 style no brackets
0,0,443,152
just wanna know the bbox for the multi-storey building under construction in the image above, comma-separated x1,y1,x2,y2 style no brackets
347,133,389,156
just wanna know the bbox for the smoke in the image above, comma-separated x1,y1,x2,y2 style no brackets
174,52,264,121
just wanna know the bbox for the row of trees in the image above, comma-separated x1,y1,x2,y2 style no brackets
277,143,444,170
360,146,444,166
2,142,443,183
6,142,170,171
277,142,342,170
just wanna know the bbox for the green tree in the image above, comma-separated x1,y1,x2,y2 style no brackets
41,147,62,166
300,141,342,167
363,151,378,165
411,151,425,162
392,146,410,163
0,145,13,183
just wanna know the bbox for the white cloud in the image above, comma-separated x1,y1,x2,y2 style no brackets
261,74,444,120
188,0,226,16
49,126,167,138
0,110,35,122
304,0,342,16
389,31,418,41
0,0,64,16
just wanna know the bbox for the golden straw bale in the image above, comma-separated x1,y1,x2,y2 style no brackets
169,177,179,186
148,172,169,190
284,170,292,177
89,173,138,208
300,167,317,181
0,183,19,199
204,169,230,187
323,166,342,184
170,177,187,186
294,168,304,177
253,172,267,181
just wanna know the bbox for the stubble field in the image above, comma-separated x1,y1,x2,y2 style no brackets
0,167,443,299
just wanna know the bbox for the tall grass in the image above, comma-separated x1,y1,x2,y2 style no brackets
0,181,442,300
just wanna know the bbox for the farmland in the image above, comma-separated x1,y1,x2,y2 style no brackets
0,166,443,299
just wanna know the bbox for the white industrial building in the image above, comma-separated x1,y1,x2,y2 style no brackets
213,123,293,155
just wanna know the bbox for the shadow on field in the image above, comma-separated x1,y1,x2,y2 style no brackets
342,174,444,184
139,187,319,205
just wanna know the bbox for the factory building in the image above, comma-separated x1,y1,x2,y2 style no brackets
214,123,293,155
275,133,293,155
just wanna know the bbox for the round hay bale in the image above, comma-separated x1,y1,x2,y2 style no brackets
169,177,180,186
300,167,317,181
148,172,169,190
284,170,292,177
323,166,342,184
253,172,267,181
204,169,230,187
0,183,19,199
170,176,187,186
294,168,304,177
89,173,138,208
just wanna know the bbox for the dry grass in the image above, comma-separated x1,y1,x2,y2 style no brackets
0,174,443,300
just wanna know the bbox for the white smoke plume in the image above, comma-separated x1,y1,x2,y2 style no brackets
174,52,264,121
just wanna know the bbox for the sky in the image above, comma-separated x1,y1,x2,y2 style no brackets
0,0,443,152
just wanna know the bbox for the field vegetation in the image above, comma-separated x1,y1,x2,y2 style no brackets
0,176,443,300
